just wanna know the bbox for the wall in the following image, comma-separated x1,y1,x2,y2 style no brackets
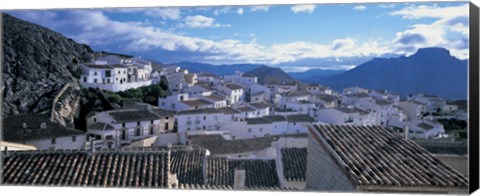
154,132,181,146
80,79,153,92
27,135,86,150
305,130,356,191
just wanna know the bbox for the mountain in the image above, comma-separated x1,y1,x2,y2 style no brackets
175,61,264,75
288,69,346,84
246,66,298,84
320,47,468,100
1,14,113,127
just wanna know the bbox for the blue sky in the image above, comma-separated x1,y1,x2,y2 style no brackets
6,2,469,72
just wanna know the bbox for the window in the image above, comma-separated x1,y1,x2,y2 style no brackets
151,120,154,124
150,127,155,135
248,128,252,133
72,136,76,142
165,116,169,120
165,123,169,130
93,118,96,122
171,103,175,109
105,135,113,140
203,116,206,120
51,138,56,144
137,121,141,126
93,71,97,76
121,130,127,140
93,79,97,83
259,128,263,132
135,128,141,136
122,122,126,127
105,70,111,77
203,126,206,130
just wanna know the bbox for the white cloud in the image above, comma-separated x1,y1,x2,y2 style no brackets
180,15,230,28
331,38,355,50
145,8,181,20
250,6,270,12
237,8,244,15
353,5,366,11
390,4,468,19
291,5,316,14
379,4,396,9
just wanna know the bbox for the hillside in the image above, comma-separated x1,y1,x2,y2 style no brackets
1,14,117,127
288,69,345,84
246,66,298,84
320,47,467,100
176,61,263,75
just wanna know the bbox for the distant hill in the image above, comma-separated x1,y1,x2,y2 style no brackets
246,66,298,84
175,61,264,75
320,47,467,100
288,69,346,84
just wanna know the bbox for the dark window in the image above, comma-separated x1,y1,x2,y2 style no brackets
93,118,96,122
122,122,126,127
203,116,206,120
165,123,169,130
137,121,141,126
94,79,97,83
51,138,56,144
105,70,111,77
151,120,154,124
121,130,127,140
135,128,141,136
150,127,155,135
72,136,76,142
203,126,206,130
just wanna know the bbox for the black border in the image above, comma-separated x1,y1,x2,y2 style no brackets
469,2,480,194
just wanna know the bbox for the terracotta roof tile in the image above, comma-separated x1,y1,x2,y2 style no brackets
281,148,307,181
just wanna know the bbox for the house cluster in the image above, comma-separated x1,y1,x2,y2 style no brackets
1,58,469,193
79,55,155,92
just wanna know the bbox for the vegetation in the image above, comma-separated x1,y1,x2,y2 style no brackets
103,76,169,106
437,118,467,131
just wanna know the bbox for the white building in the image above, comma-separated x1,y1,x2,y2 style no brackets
176,108,224,144
158,93,215,112
215,83,246,105
305,84,334,95
398,101,426,121
312,94,339,109
196,73,221,85
408,94,447,113
3,115,86,150
316,107,375,125
79,58,153,92
86,108,175,148
223,71,258,88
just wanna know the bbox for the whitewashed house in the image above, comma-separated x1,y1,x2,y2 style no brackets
402,120,445,139
408,94,447,113
176,108,224,144
278,91,311,109
306,84,334,95
342,86,369,95
250,84,273,103
316,107,374,125
197,73,220,85
312,94,339,109
215,83,246,105
3,115,86,150
158,93,215,112
223,71,258,88
354,99,399,126
285,114,316,134
368,90,400,103
86,108,175,149
398,101,426,121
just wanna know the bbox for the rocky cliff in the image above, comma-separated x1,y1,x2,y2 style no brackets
2,13,95,126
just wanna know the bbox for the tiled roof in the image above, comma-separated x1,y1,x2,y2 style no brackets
316,94,338,102
285,114,315,123
3,114,85,143
417,122,434,131
251,91,265,96
88,122,115,130
84,64,112,69
181,99,213,107
335,107,369,115
205,157,280,188
263,115,287,122
187,135,274,155
107,109,161,122
170,149,206,185
249,102,272,109
235,106,255,112
2,149,170,188
286,91,311,97
310,125,469,189
241,73,256,78
350,93,370,98
246,117,271,125
177,108,221,115
203,94,226,102
375,99,394,106
225,83,244,90
216,107,241,114
281,148,307,181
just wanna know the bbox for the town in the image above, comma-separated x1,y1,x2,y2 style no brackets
1,54,469,193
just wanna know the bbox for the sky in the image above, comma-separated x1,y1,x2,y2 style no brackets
6,2,469,72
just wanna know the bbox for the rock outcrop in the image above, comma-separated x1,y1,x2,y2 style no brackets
2,13,94,124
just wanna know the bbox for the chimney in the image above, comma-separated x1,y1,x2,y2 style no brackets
404,125,409,140
89,138,96,155
22,123,27,129
40,122,47,129
233,168,246,189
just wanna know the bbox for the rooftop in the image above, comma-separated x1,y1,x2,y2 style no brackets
177,108,222,115
309,125,468,189
205,157,280,188
88,122,115,130
249,102,272,109
187,134,274,155
216,107,241,114
263,115,287,122
246,117,271,125
3,114,85,143
375,99,394,106
203,94,226,102
235,106,256,112
2,149,170,187
181,99,213,107
316,94,338,102
286,91,311,97
281,148,307,181
335,107,369,115
285,114,315,123
107,109,168,123
225,83,245,90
